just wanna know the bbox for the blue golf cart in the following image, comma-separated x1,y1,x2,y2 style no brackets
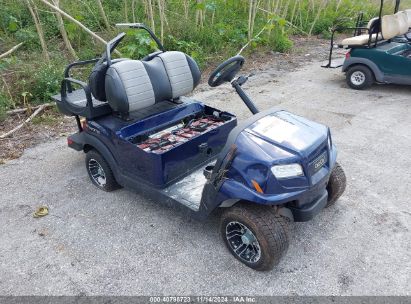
53,24,346,271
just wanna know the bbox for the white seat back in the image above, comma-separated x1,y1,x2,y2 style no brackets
382,14,400,39
405,9,411,27
395,11,409,35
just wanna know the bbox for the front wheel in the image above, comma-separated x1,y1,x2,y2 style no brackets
220,204,290,271
346,65,374,90
326,162,346,207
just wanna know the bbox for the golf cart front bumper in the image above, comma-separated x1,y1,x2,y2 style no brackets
220,173,330,222
288,189,328,222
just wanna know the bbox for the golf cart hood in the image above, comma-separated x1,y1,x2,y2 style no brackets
244,110,329,158
212,109,335,200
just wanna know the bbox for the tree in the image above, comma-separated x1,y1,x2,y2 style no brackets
52,0,77,59
96,0,110,29
25,0,50,62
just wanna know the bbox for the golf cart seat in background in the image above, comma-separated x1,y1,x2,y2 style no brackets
405,9,411,26
395,11,409,33
340,14,402,46
340,33,382,46
403,9,411,38
105,51,201,119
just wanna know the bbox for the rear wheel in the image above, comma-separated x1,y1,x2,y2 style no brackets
326,162,346,207
346,65,374,90
220,204,290,271
85,150,120,192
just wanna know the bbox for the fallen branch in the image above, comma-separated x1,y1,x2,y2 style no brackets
38,0,121,56
237,23,269,55
0,104,47,139
6,102,54,115
0,42,24,60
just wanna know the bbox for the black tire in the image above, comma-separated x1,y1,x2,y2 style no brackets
326,162,346,207
85,149,121,192
346,65,374,90
220,204,290,271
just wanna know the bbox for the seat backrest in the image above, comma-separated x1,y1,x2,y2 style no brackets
158,51,200,99
405,9,411,27
104,51,201,115
395,11,409,35
381,14,400,39
89,58,127,102
105,60,156,113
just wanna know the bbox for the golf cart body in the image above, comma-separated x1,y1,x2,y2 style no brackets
322,0,411,88
53,24,344,270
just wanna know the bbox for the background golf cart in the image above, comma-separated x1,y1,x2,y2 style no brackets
322,0,411,89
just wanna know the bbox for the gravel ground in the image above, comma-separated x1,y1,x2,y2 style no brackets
0,57,410,296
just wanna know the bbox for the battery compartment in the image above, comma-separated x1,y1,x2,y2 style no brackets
129,109,234,154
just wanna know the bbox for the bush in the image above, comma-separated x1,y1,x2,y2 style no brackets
269,33,293,53
165,35,206,67
0,91,12,121
24,63,63,105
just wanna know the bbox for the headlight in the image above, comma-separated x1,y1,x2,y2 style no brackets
271,163,304,179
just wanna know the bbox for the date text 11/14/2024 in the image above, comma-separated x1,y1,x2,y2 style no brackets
149,296,257,303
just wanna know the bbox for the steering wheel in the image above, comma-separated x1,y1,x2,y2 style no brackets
208,55,245,87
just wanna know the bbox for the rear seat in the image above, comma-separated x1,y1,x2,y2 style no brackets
340,13,407,47
104,51,201,117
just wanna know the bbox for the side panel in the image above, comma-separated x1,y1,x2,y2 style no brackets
342,56,385,82
347,44,411,83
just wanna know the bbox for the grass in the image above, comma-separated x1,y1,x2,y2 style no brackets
31,112,59,126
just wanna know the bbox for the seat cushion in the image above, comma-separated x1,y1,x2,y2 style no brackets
341,33,381,46
105,60,155,113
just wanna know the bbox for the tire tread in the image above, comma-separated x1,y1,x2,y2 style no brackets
346,65,374,90
221,204,290,271
326,162,346,207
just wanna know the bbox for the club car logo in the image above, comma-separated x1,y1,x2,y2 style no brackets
313,152,327,172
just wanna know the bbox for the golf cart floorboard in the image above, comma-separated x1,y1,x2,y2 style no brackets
162,161,215,211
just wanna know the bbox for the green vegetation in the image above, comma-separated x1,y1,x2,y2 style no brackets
31,110,59,125
0,0,381,120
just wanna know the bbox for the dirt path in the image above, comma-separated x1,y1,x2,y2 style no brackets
0,42,410,296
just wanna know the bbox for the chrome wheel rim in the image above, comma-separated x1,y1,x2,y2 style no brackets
350,71,366,86
225,221,261,263
88,159,106,187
